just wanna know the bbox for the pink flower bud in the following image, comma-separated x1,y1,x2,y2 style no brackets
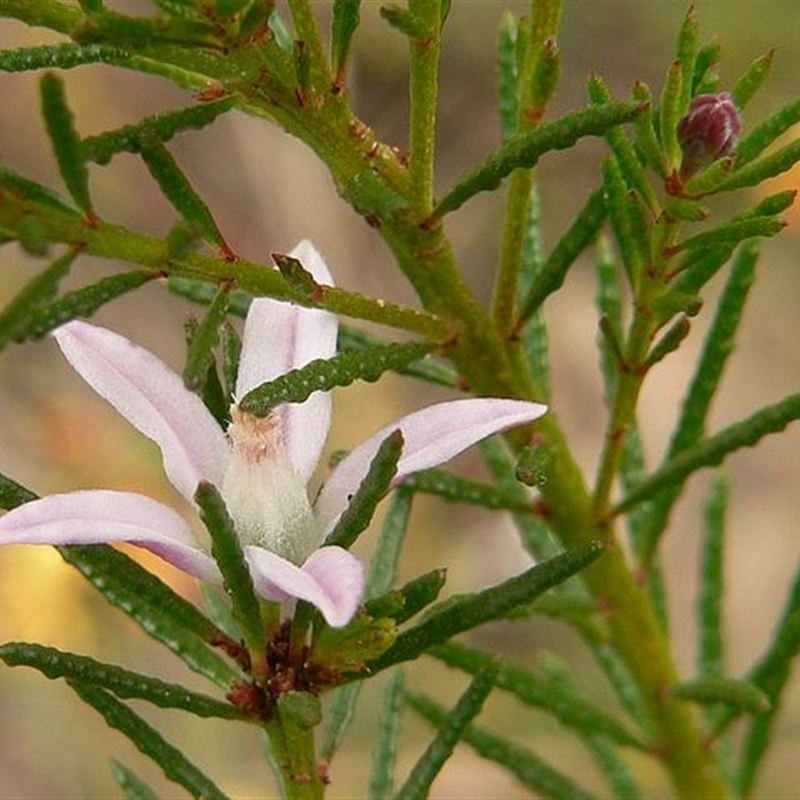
677,92,741,177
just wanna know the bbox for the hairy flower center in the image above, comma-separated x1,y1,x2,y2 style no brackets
221,406,318,565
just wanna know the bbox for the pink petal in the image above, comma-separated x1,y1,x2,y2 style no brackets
54,321,229,503
315,398,548,535
0,490,220,583
236,240,338,484
244,544,364,628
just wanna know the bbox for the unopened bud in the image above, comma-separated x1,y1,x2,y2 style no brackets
677,92,741,178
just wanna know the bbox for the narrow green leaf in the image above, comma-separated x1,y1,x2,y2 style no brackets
319,682,361,763
682,156,735,197
431,642,647,749
734,560,800,795
631,81,665,176
239,341,433,416
616,393,800,515
406,690,598,800
67,681,231,800
40,72,93,217
658,60,683,172
733,96,800,166
730,50,774,111
595,236,624,406
435,101,643,217
602,156,648,288
59,544,243,688
586,737,643,800
643,315,691,369
369,669,405,800
481,437,562,561
588,75,657,210
671,216,784,253
0,164,81,216
0,642,249,720
720,137,800,192
110,760,163,800
670,677,769,715
635,241,758,561
71,6,219,48
380,4,429,39
183,283,231,390
0,42,132,73
397,667,497,800
675,6,698,114
195,482,265,661
364,569,447,626
497,11,519,142
0,0,83,35
168,275,252,317
403,468,535,514
517,186,606,324
367,543,604,672
0,472,38,509
325,430,403,550
221,321,243,400
81,97,237,165
339,327,457,388
366,486,415,600
21,270,156,340
692,39,721,95
138,135,231,256
698,473,727,679
331,0,361,82
0,248,77,349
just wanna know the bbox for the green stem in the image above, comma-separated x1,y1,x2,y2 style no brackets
265,703,324,800
407,0,442,216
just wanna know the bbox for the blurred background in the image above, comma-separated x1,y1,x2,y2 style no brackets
1,1,799,797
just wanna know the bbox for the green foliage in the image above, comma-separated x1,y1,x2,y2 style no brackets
0,3,798,798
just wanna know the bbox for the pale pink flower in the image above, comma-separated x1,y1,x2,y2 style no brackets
0,241,547,627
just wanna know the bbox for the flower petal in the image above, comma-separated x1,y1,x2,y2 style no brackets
54,321,229,503
315,398,547,535
244,544,363,628
236,240,338,483
0,490,220,582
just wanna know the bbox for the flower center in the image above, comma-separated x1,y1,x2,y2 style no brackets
221,406,318,565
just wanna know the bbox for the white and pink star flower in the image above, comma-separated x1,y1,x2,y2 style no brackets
0,241,547,628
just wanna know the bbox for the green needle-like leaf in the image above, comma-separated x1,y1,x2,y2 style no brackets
364,569,447,626
698,473,727,679
0,42,132,72
138,135,232,257
434,101,643,217
331,0,361,85
110,760,163,800
40,72,93,217
658,60,683,172
406,690,598,800
671,216,784,253
517,187,606,324
396,666,497,800
183,283,231,390
431,642,647,749
324,430,403,550
733,96,800,167
195,482,265,663
669,677,769,715
0,642,250,720
719,138,800,193
367,543,604,673
730,50,774,111
615,393,800,515
497,11,519,142
369,669,405,800
81,97,237,165
68,681,231,800
239,341,433,416
0,472,38,509
59,544,243,687
0,248,77,349
403,467,534,513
